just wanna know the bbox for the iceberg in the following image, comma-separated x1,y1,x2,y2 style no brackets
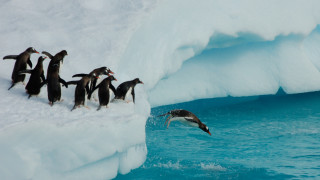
1,0,320,179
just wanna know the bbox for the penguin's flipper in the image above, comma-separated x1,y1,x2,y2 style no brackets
164,115,172,126
88,79,97,99
40,79,47,88
19,69,32,75
185,117,198,124
131,88,135,103
71,105,76,111
157,112,170,117
91,83,101,94
72,73,88,78
3,55,18,60
8,83,16,90
40,72,45,83
42,51,53,59
110,83,117,96
85,84,90,94
27,58,33,68
59,76,68,88
66,81,79,86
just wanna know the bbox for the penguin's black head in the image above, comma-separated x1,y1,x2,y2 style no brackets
26,47,39,54
91,73,100,80
104,67,114,76
59,50,68,56
199,123,211,136
133,78,144,84
108,75,117,81
38,56,47,62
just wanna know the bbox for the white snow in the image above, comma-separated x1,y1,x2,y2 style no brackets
2,0,320,179
118,0,320,106
0,0,155,179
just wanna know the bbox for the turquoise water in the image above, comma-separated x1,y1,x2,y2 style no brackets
117,91,320,179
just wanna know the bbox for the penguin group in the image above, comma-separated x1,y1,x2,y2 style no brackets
3,47,144,111
3,47,210,136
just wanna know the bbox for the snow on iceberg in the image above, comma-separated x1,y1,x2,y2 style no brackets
118,0,320,106
0,0,154,179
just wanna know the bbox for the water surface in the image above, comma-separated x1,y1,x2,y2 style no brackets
117,92,320,179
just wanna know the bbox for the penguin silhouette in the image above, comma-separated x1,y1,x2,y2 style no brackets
68,74,98,111
72,66,115,100
19,56,46,98
42,50,68,105
113,78,143,103
91,75,117,110
3,47,39,90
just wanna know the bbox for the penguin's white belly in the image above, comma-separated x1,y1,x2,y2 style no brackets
125,87,132,100
170,117,199,127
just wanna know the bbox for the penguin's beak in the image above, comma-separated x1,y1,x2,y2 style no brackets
208,131,211,136
140,81,144,84
114,78,117,81
108,70,114,75
35,51,39,54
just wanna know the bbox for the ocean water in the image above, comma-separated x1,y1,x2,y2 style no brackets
117,91,320,179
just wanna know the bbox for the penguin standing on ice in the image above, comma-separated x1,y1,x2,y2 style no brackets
72,66,115,100
113,78,143,103
3,47,39,90
41,50,68,105
19,56,46,98
68,74,98,111
91,75,117,110
158,109,211,135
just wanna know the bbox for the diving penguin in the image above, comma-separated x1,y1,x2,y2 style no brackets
158,109,211,135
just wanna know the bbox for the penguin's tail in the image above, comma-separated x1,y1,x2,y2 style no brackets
157,112,171,117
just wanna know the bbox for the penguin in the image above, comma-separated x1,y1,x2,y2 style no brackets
113,78,143,103
67,74,98,111
72,67,115,100
42,50,68,69
19,56,46,98
158,109,211,136
41,50,68,106
91,75,117,110
3,47,39,90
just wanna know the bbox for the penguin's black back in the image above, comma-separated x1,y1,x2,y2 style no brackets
98,78,114,106
47,64,61,103
115,81,135,99
25,57,45,95
11,51,30,83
